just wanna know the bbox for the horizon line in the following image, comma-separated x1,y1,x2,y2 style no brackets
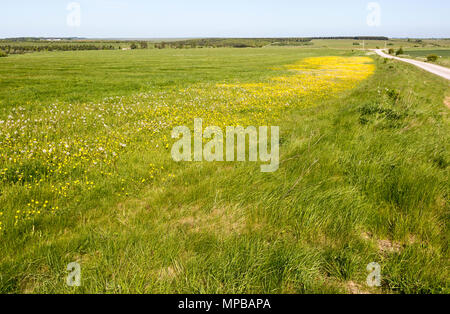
2,36,449,41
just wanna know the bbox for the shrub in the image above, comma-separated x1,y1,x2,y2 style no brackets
353,42,360,46
130,43,138,50
386,88,401,102
0,50,7,57
427,54,438,62
388,48,395,55
395,47,404,56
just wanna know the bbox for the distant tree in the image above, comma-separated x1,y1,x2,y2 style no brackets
130,43,138,50
140,42,148,49
395,47,404,55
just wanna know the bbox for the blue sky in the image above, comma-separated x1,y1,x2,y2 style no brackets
1,0,449,38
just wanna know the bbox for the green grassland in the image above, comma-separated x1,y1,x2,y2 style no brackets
0,47,340,108
403,49,450,68
0,45,449,294
405,50,450,57
308,38,450,50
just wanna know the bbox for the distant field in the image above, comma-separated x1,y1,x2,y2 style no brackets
0,48,337,107
0,45,449,294
404,49,450,68
405,50,450,57
310,39,450,50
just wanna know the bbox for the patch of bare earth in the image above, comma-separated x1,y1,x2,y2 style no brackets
346,281,371,294
361,232,403,254
158,261,183,281
445,97,450,109
378,240,403,254
175,204,246,236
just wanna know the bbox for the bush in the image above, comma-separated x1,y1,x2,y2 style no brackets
130,43,137,50
427,54,438,62
0,50,7,57
388,48,395,55
395,47,404,56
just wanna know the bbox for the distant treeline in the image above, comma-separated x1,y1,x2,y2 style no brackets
152,37,388,49
0,36,391,55
309,36,389,40
0,44,116,55
2,37,87,42
154,38,314,49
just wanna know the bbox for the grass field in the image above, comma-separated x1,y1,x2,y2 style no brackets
403,49,450,68
0,46,449,294
405,50,450,57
